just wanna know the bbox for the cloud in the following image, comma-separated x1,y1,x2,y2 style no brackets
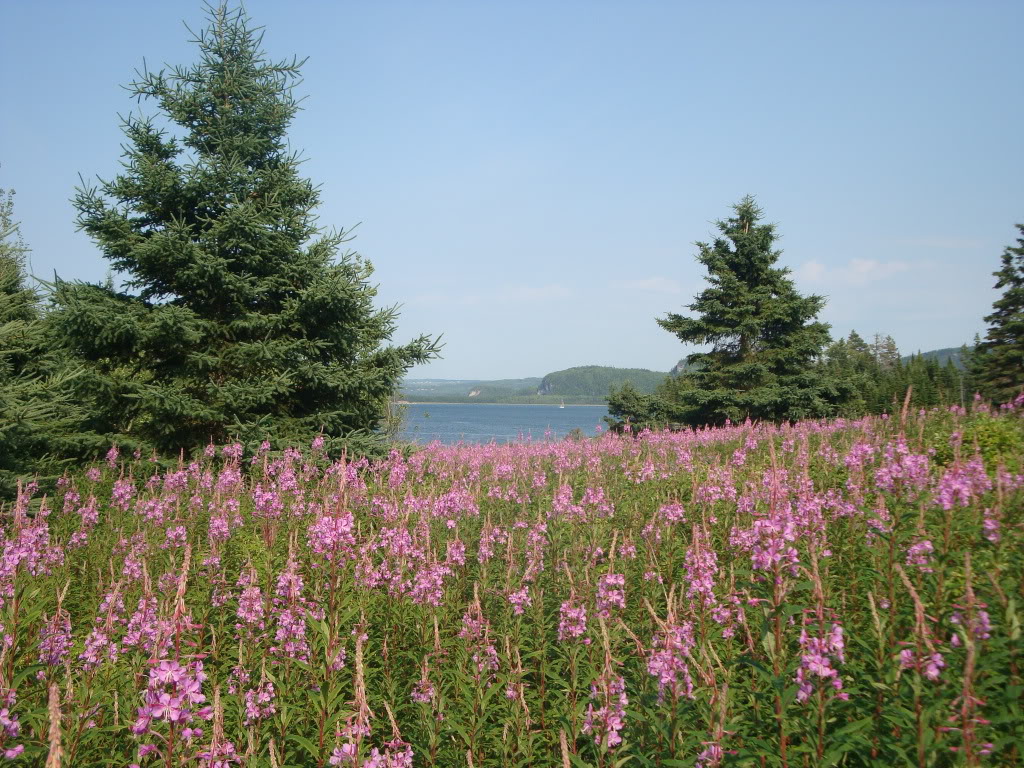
618,276,683,295
845,258,912,283
797,261,827,282
798,258,913,286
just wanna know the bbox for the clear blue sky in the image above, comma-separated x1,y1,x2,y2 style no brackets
3,1,1022,379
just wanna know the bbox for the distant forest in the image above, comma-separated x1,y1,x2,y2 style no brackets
400,366,664,404
399,353,969,407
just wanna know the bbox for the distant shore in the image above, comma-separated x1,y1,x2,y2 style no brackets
394,401,607,407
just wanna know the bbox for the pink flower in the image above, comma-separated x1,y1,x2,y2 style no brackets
795,623,845,703
647,623,695,702
582,673,628,748
558,601,589,642
410,678,435,705
924,653,945,681
906,539,935,572
244,681,276,724
596,573,625,618
507,587,531,615
685,527,718,606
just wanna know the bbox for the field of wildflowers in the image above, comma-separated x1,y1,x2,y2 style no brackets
1,399,1022,767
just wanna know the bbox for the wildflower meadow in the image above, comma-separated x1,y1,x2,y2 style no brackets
1,398,1022,767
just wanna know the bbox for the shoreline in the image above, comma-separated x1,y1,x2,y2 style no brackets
394,401,607,407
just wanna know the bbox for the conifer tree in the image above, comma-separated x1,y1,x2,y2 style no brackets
657,196,836,425
821,330,882,417
605,370,699,431
871,334,901,371
51,5,438,455
971,223,1024,404
0,185,90,496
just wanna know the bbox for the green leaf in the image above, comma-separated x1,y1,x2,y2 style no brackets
288,733,321,759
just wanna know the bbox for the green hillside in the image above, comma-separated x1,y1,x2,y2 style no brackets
538,366,667,397
401,366,668,403
400,377,542,402
902,346,970,369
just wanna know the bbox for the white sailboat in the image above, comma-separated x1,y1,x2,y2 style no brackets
559,399,565,409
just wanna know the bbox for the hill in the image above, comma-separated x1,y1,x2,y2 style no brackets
401,365,669,404
902,346,970,369
400,377,542,402
538,365,666,397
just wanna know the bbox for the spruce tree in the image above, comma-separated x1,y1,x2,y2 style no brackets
821,330,883,417
871,334,901,371
971,223,1024,404
0,185,91,496
658,196,836,425
606,375,692,432
51,5,438,455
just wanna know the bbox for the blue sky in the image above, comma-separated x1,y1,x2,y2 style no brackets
2,1,1022,379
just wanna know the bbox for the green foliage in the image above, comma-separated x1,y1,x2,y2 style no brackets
971,223,1024,404
538,366,667,398
606,373,691,431
49,4,438,458
822,332,967,418
0,184,95,497
965,413,1024,470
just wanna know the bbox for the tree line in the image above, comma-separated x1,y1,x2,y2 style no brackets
607,197,1024,431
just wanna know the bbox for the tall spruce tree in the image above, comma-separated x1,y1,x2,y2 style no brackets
657,196,836,425
51,5,438,455
971,223,1024,404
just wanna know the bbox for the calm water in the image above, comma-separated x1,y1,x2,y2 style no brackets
398,403,609,444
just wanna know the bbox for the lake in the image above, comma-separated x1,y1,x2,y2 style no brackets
397,403,610,444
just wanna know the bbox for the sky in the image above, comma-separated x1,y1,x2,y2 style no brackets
2,1,1022,380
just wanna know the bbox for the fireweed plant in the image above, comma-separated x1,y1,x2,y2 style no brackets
0,398,1022,766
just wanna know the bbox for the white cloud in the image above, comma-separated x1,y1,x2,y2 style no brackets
797,261,827,282
618,276,683,294
845,258,912,283
798,258,913,286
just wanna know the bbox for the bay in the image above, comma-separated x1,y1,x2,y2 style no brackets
397,403,609,444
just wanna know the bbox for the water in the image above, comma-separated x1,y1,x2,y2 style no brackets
397,403,609,444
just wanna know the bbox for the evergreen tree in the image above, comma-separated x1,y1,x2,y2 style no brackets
971,223,1024,404
605,381,675,432
606,372,694,431
51,5,438,455
871,334,901,370
940,358,963,407
657,197,836,425
821,330,882,417
908,355,939,407
0,185,91,496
